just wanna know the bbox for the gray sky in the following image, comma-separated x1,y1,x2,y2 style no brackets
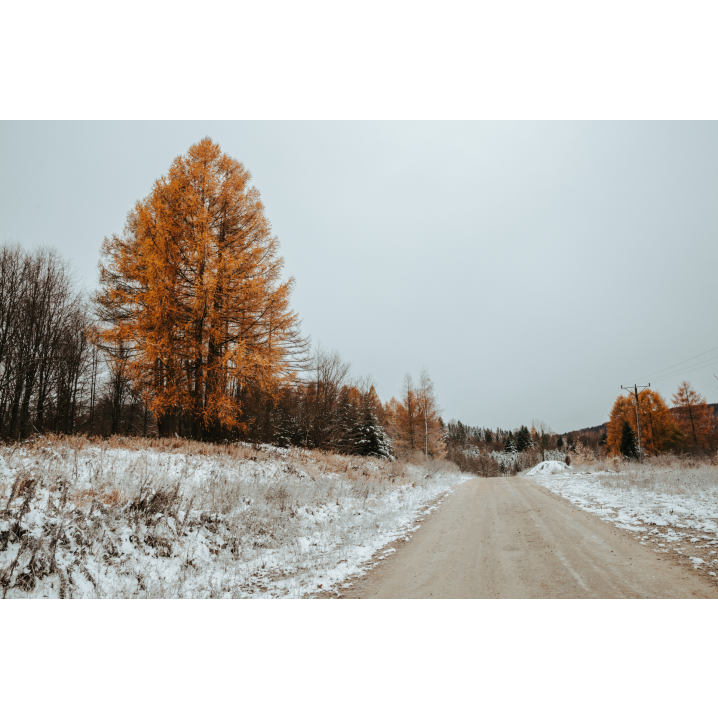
1,121,717,432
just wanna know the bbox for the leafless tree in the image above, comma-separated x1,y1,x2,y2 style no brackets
299,345,352,449
531,419,554,462
0,243,92,440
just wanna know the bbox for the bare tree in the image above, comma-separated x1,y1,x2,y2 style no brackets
416,368,443,457
299,345,352,449
0,243,99,440
531,419,554,462
0,244,26,433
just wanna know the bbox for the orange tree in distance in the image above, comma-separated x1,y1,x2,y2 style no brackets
606,389,681,457
416,369,444,458
94,138,304,439
385,371,444,457
671,381,715,452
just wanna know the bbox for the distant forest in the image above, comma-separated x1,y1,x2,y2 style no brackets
446,391,718,475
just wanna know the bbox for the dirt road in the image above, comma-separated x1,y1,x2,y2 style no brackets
340,475,717,599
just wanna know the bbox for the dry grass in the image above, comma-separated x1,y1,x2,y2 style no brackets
0,435,466,598
15,432,271,460
567,453,718,494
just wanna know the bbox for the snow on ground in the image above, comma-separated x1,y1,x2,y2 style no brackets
525,460,718,580
0,439,472,599
526,460,570,476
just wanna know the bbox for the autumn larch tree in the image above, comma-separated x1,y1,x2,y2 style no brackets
606,389,680,457
672,381,714,453
416,368,444,457
392,373,419,452
94,138,304,439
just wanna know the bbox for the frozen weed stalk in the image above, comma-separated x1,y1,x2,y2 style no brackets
0,435,472,598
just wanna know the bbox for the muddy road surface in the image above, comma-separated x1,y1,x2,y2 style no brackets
339,476,717,599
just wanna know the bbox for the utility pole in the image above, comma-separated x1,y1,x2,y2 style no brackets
621,383,650,462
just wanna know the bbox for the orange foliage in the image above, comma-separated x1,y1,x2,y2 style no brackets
416,369,444,457
94,138,303,438
393,374,419,450
606,389,679,456
385,371,443,456
671,381,714,452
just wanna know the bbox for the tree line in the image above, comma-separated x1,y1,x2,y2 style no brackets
607,383,717,459
1,139,444,459
444,419,565,476
0,244,94,440
443,379,718,472
446,420,564,457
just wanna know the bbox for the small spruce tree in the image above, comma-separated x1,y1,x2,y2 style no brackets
619,421,638,459
356,409,394,459
516,425,533,452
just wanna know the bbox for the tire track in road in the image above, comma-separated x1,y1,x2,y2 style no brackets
338,476,717,599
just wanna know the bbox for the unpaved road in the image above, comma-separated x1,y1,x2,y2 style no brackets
339,476,717,599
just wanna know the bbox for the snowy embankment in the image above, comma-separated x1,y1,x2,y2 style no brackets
525,460,718,578
0,438,472,599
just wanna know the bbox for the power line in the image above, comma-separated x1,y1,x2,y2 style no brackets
636,344,718,382
644,357,718,384
652,357,718,381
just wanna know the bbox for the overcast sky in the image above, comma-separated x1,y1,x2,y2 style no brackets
1,121,717,432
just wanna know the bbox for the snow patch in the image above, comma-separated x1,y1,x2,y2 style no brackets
526,464,718,577
526,460,571,476
0,443,473,599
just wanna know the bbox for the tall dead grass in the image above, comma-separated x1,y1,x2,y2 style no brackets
569,452,718,495
0,435,463,598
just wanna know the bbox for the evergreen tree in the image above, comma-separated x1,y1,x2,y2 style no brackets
556,434,564,449
335,386,363,453
516,425,533,452
273,408,297,448
356,409,394,459
484,428,493,443
456,420,466,445
504,434,516,453
619,420,638,459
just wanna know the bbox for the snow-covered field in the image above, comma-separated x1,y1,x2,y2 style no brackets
0,437,472,599
525,459,718,579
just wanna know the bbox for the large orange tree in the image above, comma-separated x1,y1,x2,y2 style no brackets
672,381,715,452
94,138,303,438
606,389,680,456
